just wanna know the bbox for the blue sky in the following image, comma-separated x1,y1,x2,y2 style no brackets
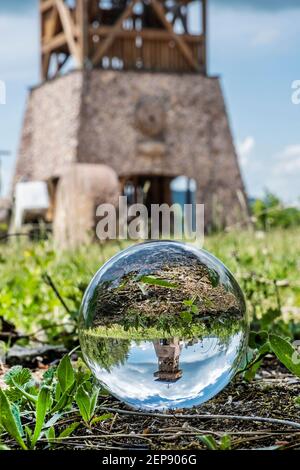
0,0,300,202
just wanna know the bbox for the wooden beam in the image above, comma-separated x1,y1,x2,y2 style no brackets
41,5,60,79
77,0,89,67
41,54,51,80
55,0,81,66
40,0,56,13
90,26,203,43
202,0,207,74
150,0,200,72
42,32,67,53
92,0,138,66
43,6,59,42
42,27,81,54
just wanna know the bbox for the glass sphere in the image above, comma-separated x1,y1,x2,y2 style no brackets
79,241,248,410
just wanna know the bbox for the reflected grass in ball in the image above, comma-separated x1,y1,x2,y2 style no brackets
79,241,248,410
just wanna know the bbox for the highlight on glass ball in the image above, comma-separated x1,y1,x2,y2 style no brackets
79,241,248,411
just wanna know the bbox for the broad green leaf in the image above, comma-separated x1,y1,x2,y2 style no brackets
31,386,51,448
4,366,36,403
51,382,75,413
57,355,75,393
75,385,91,423
198,434,218,450
89,388,99,420
249,330,268,349
58,422,80,439
75,383,99,424
4,366,33,388
242,342,270,380
75,359,91,386
11,404,23,438
269,334,300,377
55,382,62,401
138,275,178,288
0,389,27,450
10,378,37,405
257,342,271,356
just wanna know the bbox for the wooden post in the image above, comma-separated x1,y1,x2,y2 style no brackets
77,0,89,67
151,0,200,72
202,0,207,75
92,0,138,66
55,0,81,66
41,2,60,80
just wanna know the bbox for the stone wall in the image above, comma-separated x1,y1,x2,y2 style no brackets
14,69,248,230
14,72,83,183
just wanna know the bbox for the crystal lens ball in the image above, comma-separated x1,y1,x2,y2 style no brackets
79,241,248,410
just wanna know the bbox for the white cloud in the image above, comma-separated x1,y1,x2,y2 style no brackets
278,144,300,159
209,5,300,57
84,334,243,410
241,143,300,203
237,136,255,167
252,28,280,46
261,144,300,203
274,144,300,175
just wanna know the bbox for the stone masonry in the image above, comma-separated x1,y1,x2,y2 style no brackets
14,69,248,241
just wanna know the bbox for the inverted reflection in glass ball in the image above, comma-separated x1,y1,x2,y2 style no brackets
79,241,248,410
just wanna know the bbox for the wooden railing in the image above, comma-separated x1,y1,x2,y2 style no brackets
40,0,207,79
89,27,205,73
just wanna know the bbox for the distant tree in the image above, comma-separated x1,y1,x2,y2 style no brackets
252,191,300,230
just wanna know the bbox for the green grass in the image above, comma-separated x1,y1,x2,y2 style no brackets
204,228,300,324
1,228,300,450
0,228,299,342
80,319,242,341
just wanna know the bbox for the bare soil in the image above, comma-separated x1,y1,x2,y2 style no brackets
1,357,299,450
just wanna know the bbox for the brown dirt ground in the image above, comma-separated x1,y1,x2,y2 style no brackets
1,357,299,450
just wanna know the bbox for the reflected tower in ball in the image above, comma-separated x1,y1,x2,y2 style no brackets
79,241,248,410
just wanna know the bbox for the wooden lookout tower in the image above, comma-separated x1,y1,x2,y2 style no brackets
153,338,183,382
14,0,248,247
